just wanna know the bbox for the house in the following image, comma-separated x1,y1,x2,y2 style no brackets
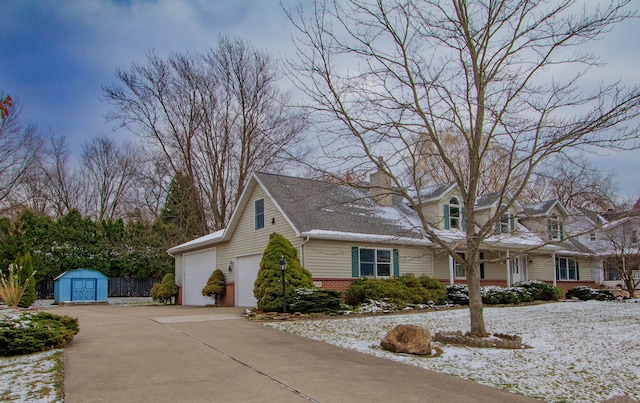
168,171,599,306
568,205,640,290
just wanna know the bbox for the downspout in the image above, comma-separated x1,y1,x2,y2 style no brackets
299,236,310,267
552,252,557,287
449,255,454,285
506,250,511,287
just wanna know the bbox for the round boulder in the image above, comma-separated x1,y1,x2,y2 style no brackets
380,324,431,355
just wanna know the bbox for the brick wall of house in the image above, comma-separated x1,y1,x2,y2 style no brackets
220,282,235,306
314,278,357,292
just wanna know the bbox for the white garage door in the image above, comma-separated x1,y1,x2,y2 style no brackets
183,249,216,306
236,254,262,307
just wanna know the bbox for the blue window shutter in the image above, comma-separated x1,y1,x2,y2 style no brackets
555,258,559,280
479,252,485,279
576,260,580,281
559,222,564,240
461,207,466,231
393,249,399,277
444,204,450,229
510,214,515,231
352,247,359,277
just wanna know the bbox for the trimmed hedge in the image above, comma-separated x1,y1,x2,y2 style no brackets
345,275,446,307
0,312,79,356
446,281,563,306
566,286,615,301
290,288,343,313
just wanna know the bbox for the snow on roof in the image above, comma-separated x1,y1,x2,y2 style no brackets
167,229,225,254
301,229,432,245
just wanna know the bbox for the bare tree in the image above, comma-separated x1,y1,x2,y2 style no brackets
288,0,640,336
602,217,640,298
0,95,42,214
412,131,526,194
104,37,307,231
529,154,619,211
129,149,173,221
80,134,139,221
35,131,83,217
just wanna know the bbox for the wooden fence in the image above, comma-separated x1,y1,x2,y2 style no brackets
36,277,161,299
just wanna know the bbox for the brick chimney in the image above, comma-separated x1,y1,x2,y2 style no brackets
370,169,393,206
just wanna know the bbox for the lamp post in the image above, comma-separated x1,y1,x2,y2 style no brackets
279,255,287,313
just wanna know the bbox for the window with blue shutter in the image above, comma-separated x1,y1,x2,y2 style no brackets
351,247,359,277
393,249,399,277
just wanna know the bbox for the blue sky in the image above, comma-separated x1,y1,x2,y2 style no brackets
1,0,639,202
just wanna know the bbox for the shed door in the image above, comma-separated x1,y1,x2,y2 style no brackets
183,249,216,306
72,279,97,301
236,254,262,307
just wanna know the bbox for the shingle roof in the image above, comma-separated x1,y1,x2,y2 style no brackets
475,192,501,209
522,200,558,216
416,182,456,202
255,172,424,240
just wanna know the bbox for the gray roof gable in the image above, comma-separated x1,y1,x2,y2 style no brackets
254,172,424,240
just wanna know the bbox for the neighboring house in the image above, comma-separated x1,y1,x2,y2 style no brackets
569,205,640,291
168,171,598,306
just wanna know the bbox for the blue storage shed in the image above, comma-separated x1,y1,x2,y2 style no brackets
54,269,109,303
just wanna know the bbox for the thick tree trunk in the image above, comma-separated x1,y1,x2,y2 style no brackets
466,257,487,337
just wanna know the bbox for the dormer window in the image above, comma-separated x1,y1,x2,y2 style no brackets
445,197,462,229
548,213,563,240
497,204,515,233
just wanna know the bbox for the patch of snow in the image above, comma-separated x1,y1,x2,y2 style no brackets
301,229,432,245
269,301,640,402
0,348,62,402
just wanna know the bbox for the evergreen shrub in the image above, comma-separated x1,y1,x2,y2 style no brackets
0,312,79,356
345,274,446,307
253,233,314,312
151,273,178,304
513,280,562,301
566,286,615,301
446,284,470,305
290,288,343,313
202,268,226,305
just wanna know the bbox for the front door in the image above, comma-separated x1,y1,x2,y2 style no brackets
511,256,527,284
71,279,97,301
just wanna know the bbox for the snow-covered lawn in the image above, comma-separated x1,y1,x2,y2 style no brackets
0,350,63,402
269,301,640,402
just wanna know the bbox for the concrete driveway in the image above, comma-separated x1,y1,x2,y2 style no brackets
52,304,538,402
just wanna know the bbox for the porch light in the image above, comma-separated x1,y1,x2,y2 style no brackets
280,255,287,313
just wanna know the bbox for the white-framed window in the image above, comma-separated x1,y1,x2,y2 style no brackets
589,232,597,242
447,197,461,229
453,253,466,278
548,213,562,240
359,248,392,277
254,198,265,230
556,257,579,280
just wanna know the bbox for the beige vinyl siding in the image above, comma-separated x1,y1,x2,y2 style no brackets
432,251,451,280
480,250,507,280
527,253,555,281
303,239,433,278
577,258,594,281
216,185,299,283
421,200,441,228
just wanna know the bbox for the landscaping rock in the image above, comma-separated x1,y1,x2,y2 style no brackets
380,324,431,355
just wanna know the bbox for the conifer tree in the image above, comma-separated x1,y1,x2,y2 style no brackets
254,233,314,312
159,171,207,242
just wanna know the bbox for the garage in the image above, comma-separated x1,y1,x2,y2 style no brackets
182,249,216,306
236,254,262,307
